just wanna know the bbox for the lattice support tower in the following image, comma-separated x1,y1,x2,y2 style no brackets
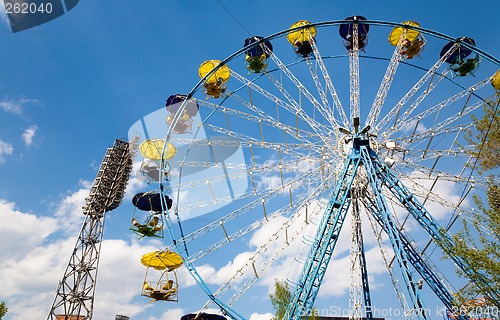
284,129,499,320
349,186,373,320
47,138,136,320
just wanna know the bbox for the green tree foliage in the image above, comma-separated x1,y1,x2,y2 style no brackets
447,93,500,308
269,280,291,320
269,279,319,320
465,92,500,172
0,301,8,320
448,181,500,308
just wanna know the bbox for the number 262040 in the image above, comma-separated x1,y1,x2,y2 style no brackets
5,2,53,14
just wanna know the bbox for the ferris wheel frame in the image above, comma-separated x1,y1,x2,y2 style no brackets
158,19,500,320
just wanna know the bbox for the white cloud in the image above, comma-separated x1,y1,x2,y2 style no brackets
249,312,273,320
147,308,185,320
175,254,254,288
51,182,90,234
0,201,71,319
124,161,147,200
0,97,38,115
0,199,58,261
257,174,284,191
92,239,159,319
0,140,13,163
315,245,388,299
0,181,164,320
153,308,225,320
400,171,469,222
233,198,394,303
0,236,158,320
22,125,38,147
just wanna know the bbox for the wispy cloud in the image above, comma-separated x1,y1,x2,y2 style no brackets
22,125,38,147
249,313,274,320
0,1,8,25
0,97,39,115
0,140,13,163
148,308,185,320
0,186,160,319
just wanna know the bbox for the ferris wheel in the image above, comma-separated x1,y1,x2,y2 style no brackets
158,17,500,320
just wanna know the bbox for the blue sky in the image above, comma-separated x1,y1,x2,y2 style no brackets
0,1,499,320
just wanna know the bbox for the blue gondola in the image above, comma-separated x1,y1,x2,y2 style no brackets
339,15,370,51
132,191,173,212
243,36,273,73
440,37,480,77
165,94,199,117
165,94,199,134
130,191,173,238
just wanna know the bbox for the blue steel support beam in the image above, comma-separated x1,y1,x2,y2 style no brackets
285,145,362,319
359,142,428,319
362,196,469,320
373,157,500,304
352,195,373,320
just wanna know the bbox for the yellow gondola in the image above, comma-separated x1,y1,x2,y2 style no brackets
198,60,231,98
388,21,425,59
166,109,193,134
139,139,176,161
287,20,316,57
492,70,500,90
140,251,183,302
388,21,420,46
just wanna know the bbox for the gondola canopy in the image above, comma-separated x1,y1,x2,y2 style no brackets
132,192,173,211
244,36,273,58
339,15,369,40
440,37,475,64
244,36,273,73
287,20,316,45
139,139,176,161
491,70,500,90
166,94,199,117
440,37,480,76
198,60,231,85
388,21,420,46
141,250,183,271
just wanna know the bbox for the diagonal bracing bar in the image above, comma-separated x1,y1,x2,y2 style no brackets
373,158,500,304
284,145,362,319
360,143,428,319
362,196,470,320
351,192,373,320
286,132,494,320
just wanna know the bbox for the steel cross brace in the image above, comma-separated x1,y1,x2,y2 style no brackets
362,196,470,320
285,143,362,319
373,158,500,304
360,144,429,319
352,195,373,320
284,133,496,320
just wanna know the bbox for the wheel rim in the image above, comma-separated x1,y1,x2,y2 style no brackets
159,19,500,320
